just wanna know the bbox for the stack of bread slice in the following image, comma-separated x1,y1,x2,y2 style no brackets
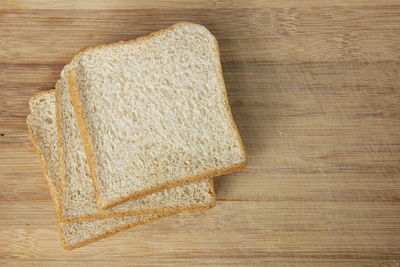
27,22,247,250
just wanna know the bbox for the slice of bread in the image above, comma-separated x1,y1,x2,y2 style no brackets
56,73,215,222
27,90,171,250
67,22,247,209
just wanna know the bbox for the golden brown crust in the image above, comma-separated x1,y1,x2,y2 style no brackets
67,22,246,209
207,177,217,209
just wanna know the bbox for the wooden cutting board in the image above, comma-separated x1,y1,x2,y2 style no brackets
1,1,399,266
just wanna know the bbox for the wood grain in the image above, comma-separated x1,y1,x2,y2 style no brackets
1,1,400,266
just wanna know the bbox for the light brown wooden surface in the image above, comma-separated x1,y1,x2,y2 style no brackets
1,1,400,266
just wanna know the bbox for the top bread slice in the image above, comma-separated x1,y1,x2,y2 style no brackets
67,22,247,209
26,90,170,250
56,71,215,222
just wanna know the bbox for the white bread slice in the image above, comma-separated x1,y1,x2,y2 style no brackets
27,90,170,250
56,73,215,222
67,22,247,209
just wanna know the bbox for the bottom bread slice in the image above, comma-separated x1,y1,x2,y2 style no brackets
26,90,176,249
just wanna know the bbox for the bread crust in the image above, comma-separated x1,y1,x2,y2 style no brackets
67,22,246,209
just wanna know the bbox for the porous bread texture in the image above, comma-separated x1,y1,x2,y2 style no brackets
27,90,169,250
68,22,247,209
57,69,215,222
